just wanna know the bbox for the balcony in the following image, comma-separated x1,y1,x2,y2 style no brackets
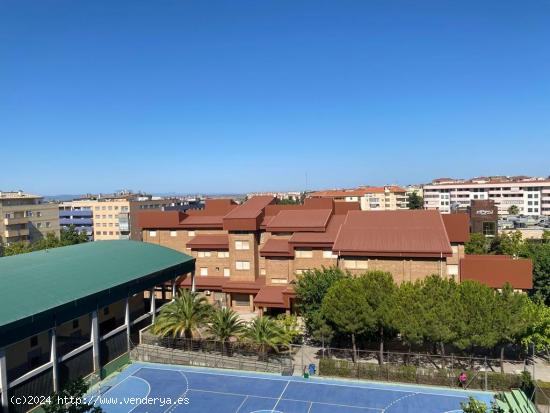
60,218,93,225
4,228,30,238
3,216,28,225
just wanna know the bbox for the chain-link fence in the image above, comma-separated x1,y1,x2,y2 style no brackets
535,382,550,413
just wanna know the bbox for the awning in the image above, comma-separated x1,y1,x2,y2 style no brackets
260,238,294,257
254,285,290,309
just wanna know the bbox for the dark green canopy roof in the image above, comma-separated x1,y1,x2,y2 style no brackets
0,240,194,346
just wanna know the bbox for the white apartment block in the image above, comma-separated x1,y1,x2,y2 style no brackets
423,177,550,216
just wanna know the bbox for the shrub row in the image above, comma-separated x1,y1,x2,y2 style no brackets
318,358,522,391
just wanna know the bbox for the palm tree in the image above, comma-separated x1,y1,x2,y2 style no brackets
152,289,212,339
244,316,287,361
207,308,245,355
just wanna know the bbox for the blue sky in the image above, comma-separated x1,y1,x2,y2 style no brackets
1,0,549,195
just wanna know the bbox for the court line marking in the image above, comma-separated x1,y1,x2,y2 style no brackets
271,380,290,413
133,364,475,400
127,376,152,413
381,392,417,412
307,401,313,413
162,371,190,413
235,395,248,413
186,387,383,411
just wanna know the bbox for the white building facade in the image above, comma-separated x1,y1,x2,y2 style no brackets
423,177,550,216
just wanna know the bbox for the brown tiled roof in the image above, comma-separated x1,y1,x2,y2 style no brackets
180,276,226,290
266,209,332,233
442,213,470,243
137,210,184,229
254,285,289,308
224,196,275,219
223,196,275,231
181,215,225,229
303,198,334,209
333,210,453,258
334,201,361,215
289,214,345,247
186,235,229,250
460,255,533,290
260,239,294,257
223,277,266,293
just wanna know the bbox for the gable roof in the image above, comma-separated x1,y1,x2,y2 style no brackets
333,210,452,257
442,213,470,243
460,255,533,290
266,209,333,233
223,196,275,231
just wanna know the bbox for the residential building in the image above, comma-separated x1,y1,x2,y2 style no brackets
60,192,189,241
138,196,528,315
423,176,550,216
309,186,409,211
58,200,95,239
0,191,60,246
468,199,499,236
246,191,302,202
0,241,194,413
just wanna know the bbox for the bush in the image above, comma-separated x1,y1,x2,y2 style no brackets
318,358,521,391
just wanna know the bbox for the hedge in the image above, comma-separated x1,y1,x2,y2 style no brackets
318,358,522,391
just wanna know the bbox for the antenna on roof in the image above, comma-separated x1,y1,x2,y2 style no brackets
305,172,308,193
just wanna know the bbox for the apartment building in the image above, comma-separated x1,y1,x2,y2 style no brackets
423,176,550,216
59,193,189,241
0,191,60,246
136,196,523,315
309,186,408,211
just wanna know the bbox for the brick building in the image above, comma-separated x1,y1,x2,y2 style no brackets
138,196,531,314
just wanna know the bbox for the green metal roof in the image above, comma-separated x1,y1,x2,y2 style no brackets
0,240,194,346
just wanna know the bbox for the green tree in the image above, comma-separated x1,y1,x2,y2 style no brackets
43,377,102,412
491,231,524,257
309,311,334,354
244,316,287,360
460,397,488,413
407,192,424,209
394,281,425,351
2,240,32,256
465,232,489,255
60,225,89,245
454,281,499,352
420,275,460,357
275,313,301,345
276,197,302,205
152,289,212,338
358,271,397,364
294,267,346,331
508,205,520,215
522,241,550,304
207,307,244,355
521,298,550,360
322,277,374,362
494,284,531,371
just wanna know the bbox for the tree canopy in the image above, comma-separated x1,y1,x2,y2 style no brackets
407,192,424,209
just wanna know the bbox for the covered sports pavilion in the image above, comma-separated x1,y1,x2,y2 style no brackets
0,240,194,413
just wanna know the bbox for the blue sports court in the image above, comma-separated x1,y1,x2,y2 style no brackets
91,362,494,413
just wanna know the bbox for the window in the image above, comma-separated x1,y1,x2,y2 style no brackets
95,206,100,211
170,231,177,237
200,267,208,276
188,231,195,237
271,278,288,284
37,222,42,228
236,261,250,270
198,251,212,258
72,319,79,329
344,260,368,269
108,206,113,210
482,222,496,236
149,231,157,237
30,336,38,347
322,250,337,259
223,268,231,277
235,240,250,250
232,293,250,307
36,212,42,217
260,268,266,275
295,249,313,258
218,251,229,258
46,222,51,228
26,211,33,217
